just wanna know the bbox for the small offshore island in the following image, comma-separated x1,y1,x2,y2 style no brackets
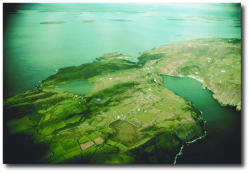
40,21,65,24
3,38,241,164
110,19,132,22
80,20,95,23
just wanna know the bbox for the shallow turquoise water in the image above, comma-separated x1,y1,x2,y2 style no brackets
3,4,241,98
55,80,94,95
162,75,241,164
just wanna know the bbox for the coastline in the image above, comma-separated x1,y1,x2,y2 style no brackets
159,74,207,164
174,110,207,164
161,74,238,164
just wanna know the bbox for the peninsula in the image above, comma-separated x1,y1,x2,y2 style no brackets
3,38,241,164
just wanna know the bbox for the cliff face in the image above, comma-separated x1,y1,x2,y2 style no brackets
138,38,241,110
3,51,204,164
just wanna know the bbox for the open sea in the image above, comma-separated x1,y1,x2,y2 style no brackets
3,3,241,99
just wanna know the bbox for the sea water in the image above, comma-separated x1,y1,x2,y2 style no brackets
3,3,241,99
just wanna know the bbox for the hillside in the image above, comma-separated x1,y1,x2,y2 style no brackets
138,38,241,110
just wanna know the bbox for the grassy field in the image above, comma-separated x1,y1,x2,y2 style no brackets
3,38,239,164
110,120,141,147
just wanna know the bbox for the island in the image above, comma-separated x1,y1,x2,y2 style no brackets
110,19,132,22
40,21,65,24
3,38,241,164
80,20,95,23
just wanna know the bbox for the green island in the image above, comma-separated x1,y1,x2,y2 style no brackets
3,38,241,164
40,21,65,24
110,19,132,22
80,20,95,23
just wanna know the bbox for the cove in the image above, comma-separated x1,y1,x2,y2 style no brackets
162,75,241,164
55,80,94,95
